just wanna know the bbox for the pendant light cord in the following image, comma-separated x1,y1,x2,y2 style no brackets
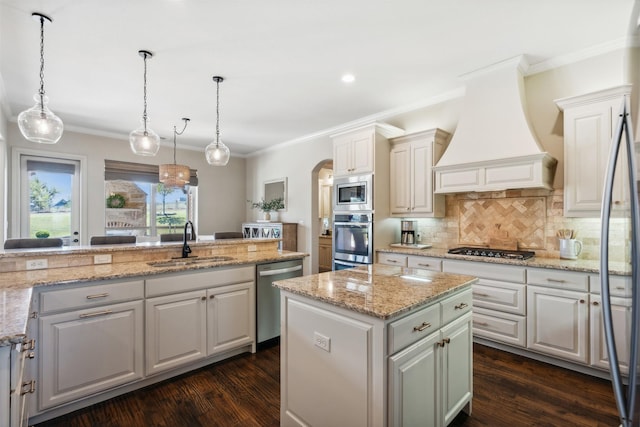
38,15,46,110
215,78,220,148
173,118,190,165
142,53,149,135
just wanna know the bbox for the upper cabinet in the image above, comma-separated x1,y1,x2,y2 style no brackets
332,123,404,178
556,85,632,217
389,129,450,217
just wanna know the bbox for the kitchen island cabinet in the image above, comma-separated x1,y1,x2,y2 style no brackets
274,264,476,427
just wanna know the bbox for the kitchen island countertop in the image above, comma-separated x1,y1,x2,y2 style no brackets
273,263,476,320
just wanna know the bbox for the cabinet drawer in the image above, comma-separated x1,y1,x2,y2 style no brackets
388,303,441,354
472,279,525,315
589,274,631,297
407,256,442,272
377,253,407,267
472,307,526,347
146,265,255,297
441,289,472,326
527,268,589,291
443,259,525,283
39,279,144,314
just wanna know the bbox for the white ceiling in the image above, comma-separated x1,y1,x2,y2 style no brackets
0,0,636,156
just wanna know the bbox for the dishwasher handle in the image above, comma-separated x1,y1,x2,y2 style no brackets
259,265,302,277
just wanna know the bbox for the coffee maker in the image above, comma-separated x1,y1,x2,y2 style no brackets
401,220,417,245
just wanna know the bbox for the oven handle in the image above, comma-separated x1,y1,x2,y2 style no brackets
258,265,303,277
334,222,372,227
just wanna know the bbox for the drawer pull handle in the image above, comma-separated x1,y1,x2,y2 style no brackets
27,352,35,359
21,380,36,395
413,322,432,332
387,259,398,263
21,339,35,352
473,321,489,326
79,309,112,319
473,292,490,297
86,292,109,299
546,278,566,283
454,302,468,310
418,263,431,267
592,301,600,306
616,286,625,290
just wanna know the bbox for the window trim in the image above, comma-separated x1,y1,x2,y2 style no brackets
11,148,88,244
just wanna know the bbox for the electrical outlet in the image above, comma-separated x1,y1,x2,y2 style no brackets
26,259,48,270
247,245,257,252
94,254,112,264
314,332,331,352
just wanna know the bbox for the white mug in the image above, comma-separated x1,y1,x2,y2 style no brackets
559,239,582,260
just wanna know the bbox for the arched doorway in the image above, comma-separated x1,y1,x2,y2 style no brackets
310,160,333,273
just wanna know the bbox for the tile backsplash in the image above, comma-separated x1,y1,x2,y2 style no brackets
414,189,630,262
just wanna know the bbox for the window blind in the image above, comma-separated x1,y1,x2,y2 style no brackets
104,160,198,186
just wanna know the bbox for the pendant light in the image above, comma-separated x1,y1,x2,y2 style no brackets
205,76,230,166
159,118,191,188
129,50,160,156
17,12,64,144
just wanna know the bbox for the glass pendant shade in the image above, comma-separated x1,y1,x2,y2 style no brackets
18,93,64,144
205,140,230,166
159,163,190,187
129,119,160,156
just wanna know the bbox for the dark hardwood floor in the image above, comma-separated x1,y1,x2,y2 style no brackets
35,343,621,427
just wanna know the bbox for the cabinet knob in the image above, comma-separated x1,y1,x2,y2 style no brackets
210,295,215,299
592,301,600,306
579,299,586,304
201,296,207,301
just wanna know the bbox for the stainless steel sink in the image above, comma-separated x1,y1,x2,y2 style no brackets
147,256,235,267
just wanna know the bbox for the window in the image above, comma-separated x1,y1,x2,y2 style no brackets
104,160,198,238
18,154,82,245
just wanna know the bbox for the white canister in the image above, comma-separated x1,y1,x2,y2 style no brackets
559,238,583,260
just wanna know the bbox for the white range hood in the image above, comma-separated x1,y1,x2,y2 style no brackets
433,56,557,194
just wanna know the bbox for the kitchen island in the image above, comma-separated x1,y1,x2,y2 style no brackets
274,264,477,427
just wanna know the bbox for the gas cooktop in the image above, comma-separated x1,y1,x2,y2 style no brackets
448,247,535,260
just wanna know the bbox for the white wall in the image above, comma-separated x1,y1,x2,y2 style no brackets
6,123,246,243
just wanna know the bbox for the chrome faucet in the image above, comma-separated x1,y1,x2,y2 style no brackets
182,221,196,258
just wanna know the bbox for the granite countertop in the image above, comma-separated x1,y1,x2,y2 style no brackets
377,246,631,276
273,264,476,320
0,249,306,347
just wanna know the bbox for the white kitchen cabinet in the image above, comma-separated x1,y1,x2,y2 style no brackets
145,290,208,375
590,294,631,374
2,339,34,427
145,266,256,376
388,293,472,427
527,286,589,363
332,123,404,178
389,129,449,217
407,255,442,272
207,282,254,356
555,85,632,217
377,252,407,267
39,299,144,410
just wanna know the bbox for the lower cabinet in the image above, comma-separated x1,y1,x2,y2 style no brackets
207,282,254,355
526,286,589,363
388,312,472,427
318,236,333,272
39,299,144,410
1,339,34,427
590,294,631,373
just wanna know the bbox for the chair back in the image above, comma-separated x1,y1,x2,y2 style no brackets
214,232,243,240
90,236,136,245
4,238,64,249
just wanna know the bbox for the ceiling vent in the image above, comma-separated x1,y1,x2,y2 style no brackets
433,56,557,193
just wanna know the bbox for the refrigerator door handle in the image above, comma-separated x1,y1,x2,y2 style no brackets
601,95,640,427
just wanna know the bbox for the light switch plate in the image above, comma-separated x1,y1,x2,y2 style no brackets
26,259,48,270
314,332,331,352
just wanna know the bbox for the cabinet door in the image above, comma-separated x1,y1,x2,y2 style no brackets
441,312,473,426
388,332,440,427
145,290,207,376
563,97,627,216
318,240,333,272
333,137,353,177
207,282,254,356
390,142,411,214
350,131,375,175
527,286,589,363
39,300,143,410
590,295,631,374
319,184,333,219
411,139,434,214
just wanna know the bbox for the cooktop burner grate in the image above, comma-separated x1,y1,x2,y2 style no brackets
447,247,535,260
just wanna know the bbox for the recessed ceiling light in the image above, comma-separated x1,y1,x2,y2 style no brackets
341,74,355,83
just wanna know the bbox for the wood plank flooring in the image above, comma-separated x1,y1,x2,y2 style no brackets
35,343,621,427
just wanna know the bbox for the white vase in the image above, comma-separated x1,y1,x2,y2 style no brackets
263,211,271,221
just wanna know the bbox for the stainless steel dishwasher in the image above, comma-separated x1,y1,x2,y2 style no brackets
256,258,303,345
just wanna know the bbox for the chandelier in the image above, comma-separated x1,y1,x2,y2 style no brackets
159,118,191,187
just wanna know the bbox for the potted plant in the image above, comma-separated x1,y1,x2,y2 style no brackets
248,197,284,221
35,230,50,238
